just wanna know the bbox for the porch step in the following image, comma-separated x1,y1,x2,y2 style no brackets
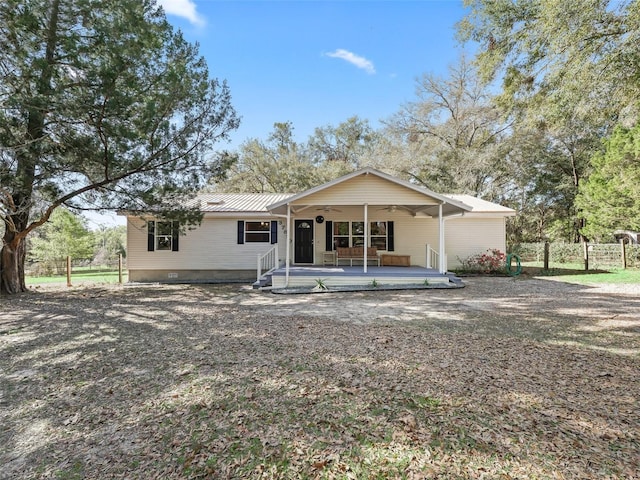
252,272,273,289
446,272,464,284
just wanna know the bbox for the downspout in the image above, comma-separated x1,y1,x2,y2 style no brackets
363,203,368,273
285,204,291,287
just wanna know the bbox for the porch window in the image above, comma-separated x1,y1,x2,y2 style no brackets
370,221,388,251
352,222,365,246
333,221,350,247
245,221,271,242
332,221,388,250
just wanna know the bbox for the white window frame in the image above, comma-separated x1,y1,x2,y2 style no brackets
155,221,174,251
245,221,271,243
333,221,388,250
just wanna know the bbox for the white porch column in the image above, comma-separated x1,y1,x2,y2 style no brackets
285,204,291,287
363,203,368,273
438,203,445,274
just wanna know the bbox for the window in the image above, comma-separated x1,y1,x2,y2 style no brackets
333,221,350,247
147,221,179,252
332,221,388,250
352,222,365,246
370,221,387,251
237,221,278,244
155,222,174,250
245,221,271,242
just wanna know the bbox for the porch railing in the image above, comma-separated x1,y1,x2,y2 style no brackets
426,244,439,270
257,246,278,281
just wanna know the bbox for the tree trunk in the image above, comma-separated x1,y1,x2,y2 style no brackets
0,0,60,296
1,235,27,295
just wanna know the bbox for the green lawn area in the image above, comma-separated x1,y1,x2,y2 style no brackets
521,262,640,284
26,269,127,285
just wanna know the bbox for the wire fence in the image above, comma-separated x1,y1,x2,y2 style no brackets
511,243,640,269
26,257,127,277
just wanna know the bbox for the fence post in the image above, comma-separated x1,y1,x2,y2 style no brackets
543,241,550,270
66,256,72,287
620,239,627,269
118,254,123,284
583,241,589,271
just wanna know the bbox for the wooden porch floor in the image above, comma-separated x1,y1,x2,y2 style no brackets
268,265,462,289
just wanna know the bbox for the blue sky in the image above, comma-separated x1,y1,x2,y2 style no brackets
89,0,472,228
159,0,473,149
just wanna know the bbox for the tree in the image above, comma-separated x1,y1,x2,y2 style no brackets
577,125,640,241
457,0,635,241
28,208,94,274
0,0,239,294
458,0,640,117
384,56,512,198
93,224,127,266
211,122,319,193
308,116,379,167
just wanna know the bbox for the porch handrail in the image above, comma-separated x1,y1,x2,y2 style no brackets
257,246,278,281
426,244,439,269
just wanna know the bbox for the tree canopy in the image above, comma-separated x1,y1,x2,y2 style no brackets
383,56,512,199
28,207,94,274
0,0,239,293
457,0,640,242
577,125,640,241
211,117,380,194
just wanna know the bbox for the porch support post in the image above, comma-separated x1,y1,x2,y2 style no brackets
438,203,445,274
285,204,291,287
363,203,368,273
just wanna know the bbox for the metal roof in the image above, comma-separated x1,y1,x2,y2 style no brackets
195,193,294,213
443,194,516,215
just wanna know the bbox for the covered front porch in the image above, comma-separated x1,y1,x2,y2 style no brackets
264,168,472,289
266,265,463,289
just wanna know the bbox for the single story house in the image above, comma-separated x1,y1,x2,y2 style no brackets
125,168,515,287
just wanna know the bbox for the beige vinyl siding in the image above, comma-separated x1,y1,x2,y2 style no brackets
310,209,440,267
445,217,507,268
296,174,440,206
127,217,284,271
307,213,507,269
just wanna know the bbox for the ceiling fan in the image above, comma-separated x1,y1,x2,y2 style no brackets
378,205,415,214
315,206,342,212
376,205,399,212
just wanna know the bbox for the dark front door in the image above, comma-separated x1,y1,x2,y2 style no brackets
294,220,314,263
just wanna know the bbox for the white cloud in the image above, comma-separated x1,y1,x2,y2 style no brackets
158,0,206,27
325,49,376,75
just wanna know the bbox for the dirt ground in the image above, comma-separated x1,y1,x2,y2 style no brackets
1,277,639,479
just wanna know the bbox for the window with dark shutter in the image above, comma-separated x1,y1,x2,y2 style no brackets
172,221,179,251
387,221,394,251
270,221,278,244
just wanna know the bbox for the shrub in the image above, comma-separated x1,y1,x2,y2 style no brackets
459,249,507,274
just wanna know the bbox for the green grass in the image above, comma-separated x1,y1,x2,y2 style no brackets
26,270,127,285
521,262,640,284
546,268,640,285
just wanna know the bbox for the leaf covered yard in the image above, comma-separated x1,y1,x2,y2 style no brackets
1,278,638,479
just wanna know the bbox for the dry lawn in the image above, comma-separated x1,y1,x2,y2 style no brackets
0,277,639,479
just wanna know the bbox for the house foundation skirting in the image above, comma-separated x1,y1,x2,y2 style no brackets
128,269,256,283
